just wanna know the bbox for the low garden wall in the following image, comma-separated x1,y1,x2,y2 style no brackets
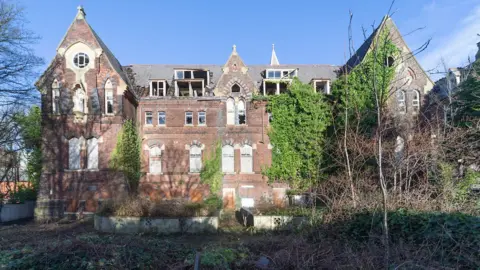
0,201,35,223
94,215,218,234
254,216,308,230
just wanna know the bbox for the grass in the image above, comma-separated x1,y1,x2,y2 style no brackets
1,209,478,269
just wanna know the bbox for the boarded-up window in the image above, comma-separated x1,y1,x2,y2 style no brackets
226,98,235,125
69,138,80,170
149,146,162,174
240,145,253,173
222,188,235,209
190,145,202,173
87,138,98,169
222,145,234,173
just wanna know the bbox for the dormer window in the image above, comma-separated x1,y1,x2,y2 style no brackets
174,69,209,97
150,80,166,97
265,69,297,79
73,53,89,69
313,80,331,94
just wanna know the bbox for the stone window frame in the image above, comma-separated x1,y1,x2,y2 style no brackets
104,79,114,115
73,52,90,69
396,90,406,114
411,90,420,113
236,99,246,125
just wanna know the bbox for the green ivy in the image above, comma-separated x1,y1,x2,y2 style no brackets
110,120,141,193
331,27,399,135
200,141,222,194
265,78,331,190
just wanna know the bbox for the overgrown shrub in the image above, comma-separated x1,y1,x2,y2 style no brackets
97,195,222,217
8,185,36,203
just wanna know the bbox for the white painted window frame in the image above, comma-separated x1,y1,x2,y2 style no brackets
145,111,153,125
198,111,206,126
158,111,166,126
185,111,193,126
150,80,166,97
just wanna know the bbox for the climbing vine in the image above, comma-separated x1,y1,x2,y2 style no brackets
265,78,331,190
110,120,142,193
200,141,222,194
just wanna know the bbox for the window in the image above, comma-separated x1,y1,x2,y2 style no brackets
69,138,81,170
149,146,162,174
232,84,240,93
412,90,420,112
222,145,234,173
105,79,114,115
226,98,235,125
73,53,89,68
74,87,86,113
145,111,153,125
314,80,330,94
266,69,297,79
237,100,246,125
150,80,166,97
396,90,406,113
87,138,98,169
190,145,202,172
198,111,206,126
385,56,394,67
158,111,166,126
185,112,193,125
268,113,273,125
240,145,253,173
175,70,193,79
52,80,60,114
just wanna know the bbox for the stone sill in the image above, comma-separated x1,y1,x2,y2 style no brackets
188,172,201,175
64,169,99,172
147,173,164,176
239,172,255,175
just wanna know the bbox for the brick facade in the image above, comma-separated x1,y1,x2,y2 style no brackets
34,7,433,219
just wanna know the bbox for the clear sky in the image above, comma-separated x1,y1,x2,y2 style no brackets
19,0,480,79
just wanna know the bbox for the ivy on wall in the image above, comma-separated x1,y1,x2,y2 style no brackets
265,78,331,190
110,120,141,193
200,141,222,194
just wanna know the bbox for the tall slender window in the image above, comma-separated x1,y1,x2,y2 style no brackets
69,138,81,170
190,145,202,172
185,112,193,125
198,111,206,126
240,145,253,173
237,100,246,125
52,80,60,114
222,145,234,173
105,79,114,115
396,90,406,113
149,146,162,174
226,98,235,125
87,138,98,169
412,90,420,112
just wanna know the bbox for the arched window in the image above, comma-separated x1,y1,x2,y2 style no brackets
149,146,162,174
231,84,240,93
105,79,114,115
412,90,420,112
222,145,235,173
226,98,235,125
240,144,253,173
189,145,202,173
236,100,246,125
52,80,60,114
74,86,86,113
396,90,406,113
69,137,81,170
385,56,394,67
87,137,98,169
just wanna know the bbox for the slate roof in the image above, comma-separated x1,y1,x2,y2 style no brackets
125,64,340,90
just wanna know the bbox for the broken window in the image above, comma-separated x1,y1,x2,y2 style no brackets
198,111,206,126
145,111,153,125
232,84,240,93
266,69,297,79
237,100,246,125
105,90,114,114
177,81,190,97
314,80,330,94
412,90,420,112
264,81,277,95
191,81,204,97
279,82,288,94
158,111,166,125
185,111,193,125
150,80,166,97
174,69,208,97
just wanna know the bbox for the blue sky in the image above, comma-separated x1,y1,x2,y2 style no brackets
20,0,480,79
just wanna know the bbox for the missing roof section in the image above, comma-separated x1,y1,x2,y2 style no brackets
174,69,209,97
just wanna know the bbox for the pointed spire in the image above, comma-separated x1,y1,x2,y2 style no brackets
270,44,279,66
232,44,237,55
76,5,86,20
